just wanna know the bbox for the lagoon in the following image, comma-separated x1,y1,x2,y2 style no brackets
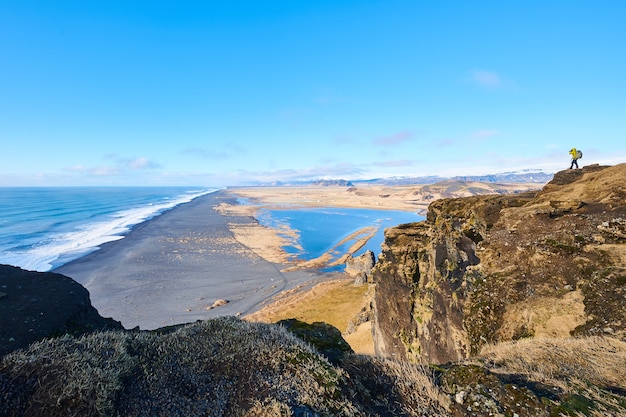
257,207,424,271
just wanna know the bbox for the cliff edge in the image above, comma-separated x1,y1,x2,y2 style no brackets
0,265,124,356
372,163,626,364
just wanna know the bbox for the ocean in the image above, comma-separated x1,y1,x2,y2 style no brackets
0,187,215,272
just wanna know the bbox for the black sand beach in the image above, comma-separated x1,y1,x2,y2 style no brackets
55,190,325,330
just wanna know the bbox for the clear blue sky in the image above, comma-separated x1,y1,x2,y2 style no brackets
2,1,625,186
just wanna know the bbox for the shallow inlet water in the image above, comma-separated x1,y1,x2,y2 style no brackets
257,207,424,271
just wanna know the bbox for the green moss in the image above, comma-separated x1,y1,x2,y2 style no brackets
512,325,534,340
550,394,594,416
544,238,579,254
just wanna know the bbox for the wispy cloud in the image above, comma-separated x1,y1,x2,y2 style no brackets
314,86,346,106
220,162,369,185
436,138,455,147
126,157,160,170
374,159,413,167
471,69,503,88
103,154,161,170
65,155,160,178
66,164,119,177
469,69,520,91
373,131,413,146
471,129,499,139
182,143,246,160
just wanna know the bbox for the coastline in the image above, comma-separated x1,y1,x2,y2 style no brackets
54,190,333,330
53,181,543,340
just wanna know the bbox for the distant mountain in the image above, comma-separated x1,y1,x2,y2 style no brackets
451,170,554,183
256,171,554,187
351,176,443,185
310,179,354,187
333,171,553,186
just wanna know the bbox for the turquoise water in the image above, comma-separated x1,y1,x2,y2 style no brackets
258,207,424,271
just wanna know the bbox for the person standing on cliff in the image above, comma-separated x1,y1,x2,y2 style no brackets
569,148,581,169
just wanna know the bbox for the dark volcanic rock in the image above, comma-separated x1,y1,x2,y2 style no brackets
0,265,123,356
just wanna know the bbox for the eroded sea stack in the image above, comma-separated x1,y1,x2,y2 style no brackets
372,164,626,363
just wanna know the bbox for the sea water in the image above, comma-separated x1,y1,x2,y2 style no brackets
258,207,424,271
0,187,215,271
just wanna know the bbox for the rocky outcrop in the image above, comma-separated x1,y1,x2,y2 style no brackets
278,318,354,364
372,164,626,363
0,265,124,356
345,250,376,284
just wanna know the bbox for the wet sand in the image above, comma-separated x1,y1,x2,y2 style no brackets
55,190,332,330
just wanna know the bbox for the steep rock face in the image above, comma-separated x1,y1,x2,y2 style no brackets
372,164,626,363
345,250,376,283
0,265,124,356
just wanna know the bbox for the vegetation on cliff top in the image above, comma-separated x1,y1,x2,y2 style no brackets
1,316,625,416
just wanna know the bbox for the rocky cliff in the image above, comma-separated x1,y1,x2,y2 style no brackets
372,164,626,364
0,265,124,356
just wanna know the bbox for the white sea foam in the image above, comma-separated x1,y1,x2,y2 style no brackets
2,189,216,272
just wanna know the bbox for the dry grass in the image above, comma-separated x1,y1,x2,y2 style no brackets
479,336,626,390
0,332,136,417
341,354,451,416
0,317,452,417
245,279,374,353
344,322,376,355
477,336,626,416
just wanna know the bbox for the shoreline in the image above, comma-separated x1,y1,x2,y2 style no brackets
53,181,544,336
54,190,336,330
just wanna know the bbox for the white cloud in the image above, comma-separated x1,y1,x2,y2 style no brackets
68,164,88,172
63,155,160,178
128,157,149,169
182,143,246,160
374,159,413,168
471,69,502,88
471,129,499,139
373,131,414,146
